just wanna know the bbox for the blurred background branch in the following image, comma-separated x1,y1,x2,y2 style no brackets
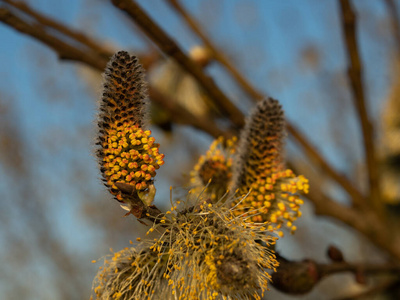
384,0,400,57
112,0,246,129
339,0,381,213
166,0,265,101
272,249,400,295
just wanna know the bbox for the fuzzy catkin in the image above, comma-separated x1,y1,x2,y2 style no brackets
92,195,279,300
98,51,148,129
232,98,285,191
96,51,164,205
230,98,308,229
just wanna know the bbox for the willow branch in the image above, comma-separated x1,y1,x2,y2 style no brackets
165,0,365,208
0,8,108,70
384,0,400,57
149,88,231,139
272,252,400,295
2,0,113,59
0,6,227,140
306,181,400,259
339,0,381,212
110,0,245,128
166,0,264,101
287,123,366,207
319,262,400,277
115,182,164,224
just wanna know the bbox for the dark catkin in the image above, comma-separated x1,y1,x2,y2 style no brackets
232,98,286,191
98,51,148,130
230,98,308,231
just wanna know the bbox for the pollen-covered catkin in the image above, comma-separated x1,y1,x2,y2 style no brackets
233,98,286,189
231,98,308,231
96,51,164,207
92,195,279,300
189,137,237,202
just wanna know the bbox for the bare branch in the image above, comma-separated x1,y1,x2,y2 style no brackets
319,262,400,277
110,0,246,129
115,182,164,224
339,0,382,212
288,123,367,207
2,0,113,59
149,87,231,139
306,179,400,259
0,6,227,141
166,0,264,101
0,8,109,70
384,0,400,57
272,252,400,295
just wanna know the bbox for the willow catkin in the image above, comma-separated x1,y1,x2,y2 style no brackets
96,51,164,208
231,98,308,232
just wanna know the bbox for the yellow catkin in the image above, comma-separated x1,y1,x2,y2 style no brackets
96,51,165,208
230,98,309,231
189,137,237,202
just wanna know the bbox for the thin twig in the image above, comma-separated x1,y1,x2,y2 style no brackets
149,88,231,139
111,0,245,129
288,162,400,259
339,0,382,213
115,182,164,223
287,123,366,207
2,0,113,59
272,253,400,295
384,0,400,57
306,189,365,233
0,7,228,141
166,0,264,101
305,177,400,259
0,8,108,70
319,262,400,277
